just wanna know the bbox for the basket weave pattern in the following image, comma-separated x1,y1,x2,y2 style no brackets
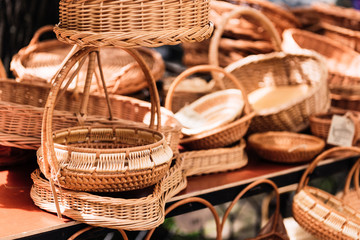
55,0,214,47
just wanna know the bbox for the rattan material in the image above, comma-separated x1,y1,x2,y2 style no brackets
282,28,360,94
54,0,214,48
331,92,360,112
39,46,175,193
309,111,360,145
293,146,360,240
144,196,221,240
342,158,360,210
10,25,165,95
248,131,325,163
165,65,255,150
181,139,247,176
31,156,187,231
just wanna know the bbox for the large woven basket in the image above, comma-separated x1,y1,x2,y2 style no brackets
210,6,330,133
248,131,325,164
282,28,360,95
38,46,174,192
10,25,165,95
293,146,360,240
31,156,187,231
54,0,214,48
165,65,255,150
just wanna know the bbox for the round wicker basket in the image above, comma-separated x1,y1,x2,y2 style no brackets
54,0,214,48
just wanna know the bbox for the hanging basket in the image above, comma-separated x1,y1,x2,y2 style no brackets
209,7,329,133
31,156,187,231
248,131,325,163
10,25,165,95
293,146,360,240
38,46,173,192
54,0,214,48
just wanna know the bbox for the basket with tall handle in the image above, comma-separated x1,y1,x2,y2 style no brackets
209,6,330,133
38,46,173,193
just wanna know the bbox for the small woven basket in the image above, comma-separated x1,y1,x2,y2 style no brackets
248,131,325,163
39,46,173,192
54,0,214,48
31,156,187,231
210,6,330,133
293,146,360,240
165,65,255,150
181,139,247,176
282,28,360,94
10,25,165,95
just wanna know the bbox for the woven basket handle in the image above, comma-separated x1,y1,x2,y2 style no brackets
144,197,221,240
343,156,360,197
0,58,6,78
164,65,252,115
67,226,128,240
41,47,161,177
221,179,281,237
28,25,55,46
208,6,282,72
297,146,360,193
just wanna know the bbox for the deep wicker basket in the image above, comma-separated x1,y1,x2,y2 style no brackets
39,46,174,192
10,25,165,95
31,156,187,231
248,131,325,163
54,0,214,48
293,146,360,240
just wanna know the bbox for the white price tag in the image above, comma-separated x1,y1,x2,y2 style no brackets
327,114,355,147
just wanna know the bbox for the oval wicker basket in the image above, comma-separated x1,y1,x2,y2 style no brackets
39,46,173,192
293,146,360,240
282,28,360,94
248,131,325,163
54,0,214,48
10,25,165,95
31,156,187,231
210,6,330,133
165,65,255,150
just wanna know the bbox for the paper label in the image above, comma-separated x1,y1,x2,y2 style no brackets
327,114,355,147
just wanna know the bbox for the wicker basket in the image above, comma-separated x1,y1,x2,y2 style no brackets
342,157,360,210
309,111,360,145
293,146,360,240
248,131,325,163
331,92,360,112
38,46,176,193
282,28,360,94
54,0,214,48
181,139,247,176
31,156,187,231
10,25,165,95
165,65,255,150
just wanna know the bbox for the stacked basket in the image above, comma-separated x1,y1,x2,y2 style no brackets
30,0,214,231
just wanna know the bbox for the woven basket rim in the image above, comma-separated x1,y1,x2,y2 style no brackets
321,22,360,37
248,131,325,153
313,2,360,22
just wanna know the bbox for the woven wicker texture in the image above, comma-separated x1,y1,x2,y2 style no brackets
282,28,360,95
331,92,360,112
165,65,255,150
144,196,221,240
293,146,360,240
309,111,360,145
181,139,247,176
312,3,360,52
222,179,290,239
10,25,165,95
342,158,360,210
54,0,213,48
248,131,325,163
31,156,187,231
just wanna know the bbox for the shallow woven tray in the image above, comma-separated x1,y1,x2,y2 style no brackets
174,89,244,136
10,25,165,95
165,65,255,150
293,146,360,240
248,131,325,163
54,0,214,48
180,139,247,176
282,28,360,94
31,156,187,231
